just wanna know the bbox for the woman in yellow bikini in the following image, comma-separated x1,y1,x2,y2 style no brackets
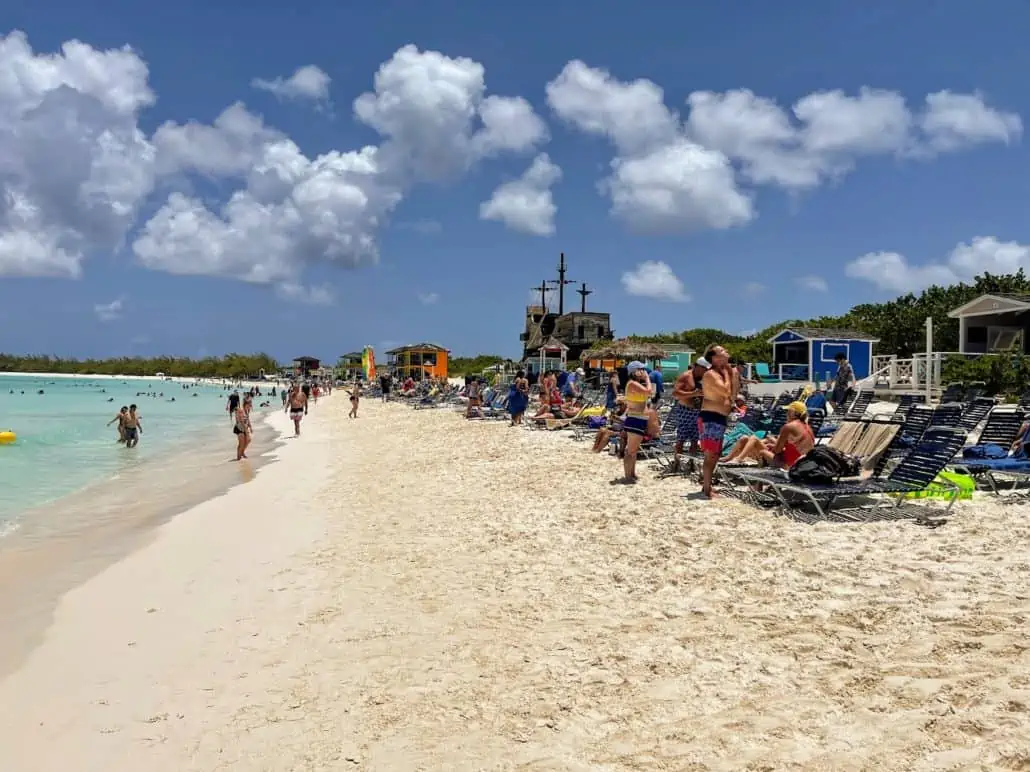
613,361,653,485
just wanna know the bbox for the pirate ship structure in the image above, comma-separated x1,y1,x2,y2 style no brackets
520,253,614,372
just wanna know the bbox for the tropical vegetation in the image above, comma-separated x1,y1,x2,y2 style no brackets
0,353,281,379
630,271,1030,363
448,354,506,376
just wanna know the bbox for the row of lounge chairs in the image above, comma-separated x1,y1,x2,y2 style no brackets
386,375,1028,523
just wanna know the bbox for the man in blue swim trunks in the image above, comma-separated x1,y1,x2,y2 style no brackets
670,357,709,469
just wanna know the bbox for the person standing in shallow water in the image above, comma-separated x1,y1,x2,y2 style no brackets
123,404,142,448
233,396,252,460
108,406,128,443
226,390,240,424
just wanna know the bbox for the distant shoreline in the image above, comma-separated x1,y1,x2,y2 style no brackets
0,371,279,389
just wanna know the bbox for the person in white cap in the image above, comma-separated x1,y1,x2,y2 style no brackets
669,357,710,468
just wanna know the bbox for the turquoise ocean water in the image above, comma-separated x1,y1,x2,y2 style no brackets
0,375,265,533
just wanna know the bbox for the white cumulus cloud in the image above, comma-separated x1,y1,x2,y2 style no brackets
353,45,547,183
0,31,156,278
846,236,1030,293
480,153,561,235
0,34,550,293
136,44,549,290
252,65,331,103
546,60,1021,232
621,260,689,302
94,297,123,321
547,61,752,233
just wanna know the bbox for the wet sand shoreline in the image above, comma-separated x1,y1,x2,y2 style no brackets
0,410,284,678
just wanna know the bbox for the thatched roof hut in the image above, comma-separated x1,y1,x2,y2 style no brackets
584,338,670,361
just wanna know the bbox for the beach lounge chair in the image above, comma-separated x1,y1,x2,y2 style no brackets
964,381,988,403
894,393,924,415
754,363,780,383
957,397,996,433
940,382,965,403
720,414,902,488
816,390,873,437
975,406,1026,446
730,427,967,520
950,406,1030,496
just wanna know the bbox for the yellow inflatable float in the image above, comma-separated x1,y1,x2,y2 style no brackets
0,430,16,445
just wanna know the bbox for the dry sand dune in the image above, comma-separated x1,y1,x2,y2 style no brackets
3,397,1030,770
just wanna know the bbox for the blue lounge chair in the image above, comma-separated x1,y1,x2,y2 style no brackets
731,427,968,519
754,362,780,383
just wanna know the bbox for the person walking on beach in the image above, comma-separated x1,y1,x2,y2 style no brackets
301,381,311,413
348,380,362,418
280,388,288,410
670,357,709,469
831,352,856,411
227,390,240,423
108,406,129,443
699,346,734,499
613,360,653,485
233,395,252,460
379,371,393,403
288,386,307,436
123,404,142,448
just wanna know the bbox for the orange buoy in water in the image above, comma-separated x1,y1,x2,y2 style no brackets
0,430,16,445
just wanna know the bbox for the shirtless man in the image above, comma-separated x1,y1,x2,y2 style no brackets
699,346,734,499
670,357,709,468
107,406,129,443
289,386,308,436
123,404,143,448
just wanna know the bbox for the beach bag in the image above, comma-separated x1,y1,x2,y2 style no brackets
962,443,1008,460
789,446,860,486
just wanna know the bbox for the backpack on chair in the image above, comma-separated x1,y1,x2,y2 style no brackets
789,445,861,486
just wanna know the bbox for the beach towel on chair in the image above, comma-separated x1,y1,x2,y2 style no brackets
902,471,975,501
962,443,1008,460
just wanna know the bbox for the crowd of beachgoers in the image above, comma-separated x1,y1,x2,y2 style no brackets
369,349,1030,522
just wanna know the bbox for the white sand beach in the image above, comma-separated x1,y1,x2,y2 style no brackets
2,396,1030,770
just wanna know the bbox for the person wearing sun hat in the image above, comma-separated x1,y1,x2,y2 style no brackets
723,400,814,469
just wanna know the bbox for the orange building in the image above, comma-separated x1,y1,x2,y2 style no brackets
385,343,450,381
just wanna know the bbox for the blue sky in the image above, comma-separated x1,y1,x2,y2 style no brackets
1,0,1029,362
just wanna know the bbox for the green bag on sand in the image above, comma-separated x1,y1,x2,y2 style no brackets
900,471,975,501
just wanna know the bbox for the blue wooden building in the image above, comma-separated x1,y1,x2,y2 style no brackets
768,327,879,383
